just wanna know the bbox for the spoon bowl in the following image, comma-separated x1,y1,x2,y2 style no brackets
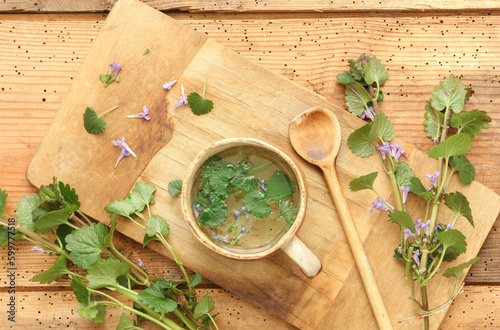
289,107,393,329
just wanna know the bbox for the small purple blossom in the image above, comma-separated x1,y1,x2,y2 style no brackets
136,259,146,270
127,105,150,120
369,196,394,215
112,136,136,168
211,231,230,244
401,185,411,204
175,83,188,107
412,249,421,266
232,209,241,225
257,178,267,191
424,171,440,191
108,61,122,77
446,223,454,231
377,141,408,161
403,228,415,244
192,203,201,219
30,246,45,253
241,206,249,220
359,106,376,120
421,219,431,236
163,80,177,90
414,219,422,235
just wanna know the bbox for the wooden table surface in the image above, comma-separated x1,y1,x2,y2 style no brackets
1,1,499,329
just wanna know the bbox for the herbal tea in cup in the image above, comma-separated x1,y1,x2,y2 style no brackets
181,138,321,277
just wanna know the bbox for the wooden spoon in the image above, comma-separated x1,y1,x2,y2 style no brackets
289,107,393,330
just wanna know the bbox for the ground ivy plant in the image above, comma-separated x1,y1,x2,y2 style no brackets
338,55,491,329
0,178,218,330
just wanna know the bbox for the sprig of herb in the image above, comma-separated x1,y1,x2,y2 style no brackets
339,55,490,329
83,105,120,134
187,77,214,116
99,61,121,87
0,179,219,329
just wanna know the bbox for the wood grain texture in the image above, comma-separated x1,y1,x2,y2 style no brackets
1,4,500,330
4,0,500,13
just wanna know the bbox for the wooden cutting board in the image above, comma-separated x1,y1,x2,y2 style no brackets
26,0,500,328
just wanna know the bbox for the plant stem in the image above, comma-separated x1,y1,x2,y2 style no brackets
172,308,198,330
421,285,430,330
108,244,149,285
97,301,174,330
156,234,193,295
248,162,273,175
127,215,146,230
202,76,207,98
76,210,92,225
69,214,87,228
99,105,120,117
368,84,380,113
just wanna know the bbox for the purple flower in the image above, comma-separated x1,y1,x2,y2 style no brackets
421,219,431,236
108,61,122,77
369,197,394,215
414,219,422,235
127,105,150,120
359,106,376,120
412,249,420,266
112,136,136,168
424,171,440,191
446,223,454,231
403,228,415,244
233,209,241,225
401,185,411,204
192,203,201,219
30,246,45,253
241,206,249,220
377,141,408,161
136,259,146,270
257,178,267,191
175,83,188,107
163,80,177,90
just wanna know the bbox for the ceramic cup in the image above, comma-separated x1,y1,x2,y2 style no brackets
181,138,321,278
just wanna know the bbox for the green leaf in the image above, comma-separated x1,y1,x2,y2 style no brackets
394,162,415,187
408,177,433,201
368,112,395,143
427,133,472,160
130,182,156,212
243,190,272,218
349,172,378,192
451,155,475,185
348,55,369,80
337,71,356,85
31,255,70,284
66,222,108,269
444,192,474,227
58,181,81,208
77,294,106,323
187,92,214,116
390,211,416,233
117,313,142,330
35,205,76,234
56,224,74,250
345,82,372,116
0,226,7,247
209,167,235,198
434,229,467,261
16,193,43,231
430,74,467,113
83,107,107,134
193,294,215,319
443,257,480,279
142,233,156,247
277,200,298,225
229,162,256,193
424,103,444,141
189,273,203,287
0,189,7,218
105,198,136,217
347,123,374,157
146,215,170,238
168,180,183,197
71,276,91,306
138,280,178,314
450,109,491,139
265,170,296,201
117,313,141,330
364,56,388,86
86,258,130,289
199,197,228,227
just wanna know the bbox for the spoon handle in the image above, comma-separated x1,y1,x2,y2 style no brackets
323,165,393,330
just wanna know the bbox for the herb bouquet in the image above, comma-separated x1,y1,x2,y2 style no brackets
0,179,219,329
338,55,491,329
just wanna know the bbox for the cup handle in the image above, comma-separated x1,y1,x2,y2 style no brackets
280,235,322,278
